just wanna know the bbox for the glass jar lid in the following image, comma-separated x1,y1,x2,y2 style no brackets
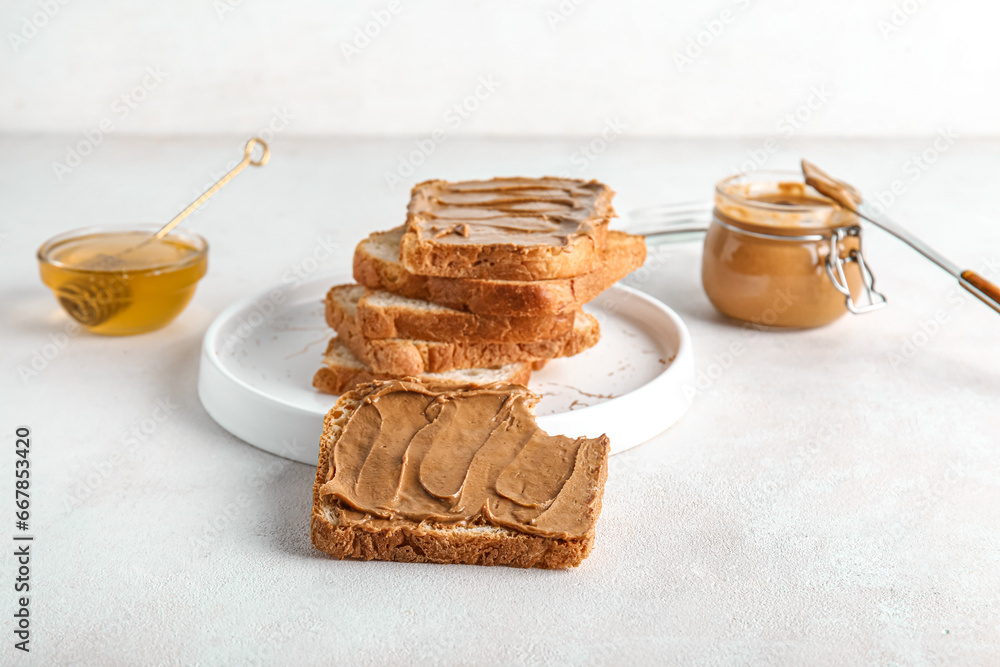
714,170,857,237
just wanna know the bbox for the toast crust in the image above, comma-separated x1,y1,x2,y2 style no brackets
312,338,533,395
400,177,617,281
399,225,609,281
355,228,646,316
310,382,610,569
356,290,577,343
310,508,594,569
346,318,597,375
326,286,601,375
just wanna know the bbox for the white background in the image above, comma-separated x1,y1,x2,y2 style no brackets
2,0,1000,137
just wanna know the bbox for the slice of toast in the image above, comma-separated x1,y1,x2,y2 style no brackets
311,380,610,568
400,177,616,281
354,227,646,316
326,285,600,375
312,338,533,395
355,287,576,343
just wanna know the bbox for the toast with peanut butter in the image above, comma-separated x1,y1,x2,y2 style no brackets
400,177,616,281
355,286,577,343
312,338,534,395
354,227,646,316
311,380,610,568
326,284,600,375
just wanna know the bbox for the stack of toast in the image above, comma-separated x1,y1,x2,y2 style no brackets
312,176,647,394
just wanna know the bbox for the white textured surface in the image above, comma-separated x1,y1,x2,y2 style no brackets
1,135,999,665
3,1,1000,136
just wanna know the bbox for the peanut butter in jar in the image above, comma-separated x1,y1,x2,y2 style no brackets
702,172,866,328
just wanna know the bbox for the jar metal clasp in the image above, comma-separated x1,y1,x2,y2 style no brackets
825,226,887,314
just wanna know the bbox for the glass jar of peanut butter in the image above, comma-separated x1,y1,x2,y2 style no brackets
702,171,884,328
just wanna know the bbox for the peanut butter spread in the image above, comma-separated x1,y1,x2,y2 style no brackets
317,381,609,540
407,177,614,247
714,181,846,235
801,159,863,211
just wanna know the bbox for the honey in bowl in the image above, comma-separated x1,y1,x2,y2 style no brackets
38,225,208,335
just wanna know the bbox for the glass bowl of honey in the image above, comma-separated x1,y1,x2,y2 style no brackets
37,225,208,335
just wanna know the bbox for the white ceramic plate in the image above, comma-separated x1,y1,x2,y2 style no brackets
198,272,694,465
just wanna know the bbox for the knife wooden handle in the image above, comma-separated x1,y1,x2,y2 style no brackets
960,270,1000,315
